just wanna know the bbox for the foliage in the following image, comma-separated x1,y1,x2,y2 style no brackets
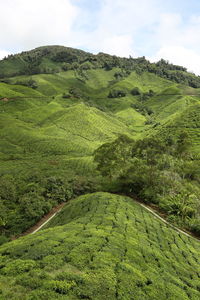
108,89,126,98
0,193,200,299
1,49,200,298
0,174,98,238
131,87,142,95
1,45,200,88
94,133,200,234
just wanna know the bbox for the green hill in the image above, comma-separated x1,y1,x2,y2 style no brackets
1,45,200,299
0,192,200,300
1,48,200,240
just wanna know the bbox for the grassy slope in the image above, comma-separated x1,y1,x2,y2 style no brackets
0,192,200,300
0,101,130,177
1,68,200,177
0,69,136,177
1,54,200,299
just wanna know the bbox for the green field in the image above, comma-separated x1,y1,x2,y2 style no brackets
0,192,200,300
1,46,200,299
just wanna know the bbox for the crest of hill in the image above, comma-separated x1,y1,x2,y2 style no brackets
0,192,200,299
1,45,200,88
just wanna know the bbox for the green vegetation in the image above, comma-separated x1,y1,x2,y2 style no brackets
1,45,200,299
0,193,200,300
94,133,200,235
1,45,200,88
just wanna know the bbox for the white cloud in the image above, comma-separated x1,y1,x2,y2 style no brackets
150,46,200,75
99,35,133,57
0,0,79,51
0,0,200,75
0,50,10,60
72,0,161,57
154,13,200,51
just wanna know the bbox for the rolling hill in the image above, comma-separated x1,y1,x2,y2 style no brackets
0,45,200,299
0,192,200,300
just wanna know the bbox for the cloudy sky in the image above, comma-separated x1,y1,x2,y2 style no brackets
0,0,200,74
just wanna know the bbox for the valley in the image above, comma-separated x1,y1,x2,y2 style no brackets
0,46,200,299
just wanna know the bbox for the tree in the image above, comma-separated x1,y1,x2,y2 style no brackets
131,87,142,96
108,89,126,98
176,131,191,157
94,135,134,179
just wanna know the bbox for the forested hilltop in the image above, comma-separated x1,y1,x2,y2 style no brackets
1,45,200,88
0,45,200,299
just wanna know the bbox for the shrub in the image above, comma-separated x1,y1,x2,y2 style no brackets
2,259,36,275
131,87,142,96
45,280,76,294
62,93,71,99
108,89,126,98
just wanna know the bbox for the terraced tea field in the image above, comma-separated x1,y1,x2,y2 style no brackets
0,193,199,300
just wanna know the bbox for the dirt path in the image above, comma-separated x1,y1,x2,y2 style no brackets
27,203,65,235
12,202,65,239
13,193,200,243
114,192,200,242
139,203,193,239
31,212,59,234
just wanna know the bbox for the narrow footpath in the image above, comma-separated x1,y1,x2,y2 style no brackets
13,194,200,243
12,202,65,239
139,203,192,239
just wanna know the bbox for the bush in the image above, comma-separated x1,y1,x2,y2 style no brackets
131,87,142,96
62,93,71,99
45,280,76,294
69,87,82,98
108,89,126,98
190,219,200,235
15,79,38,89
2,259,36,275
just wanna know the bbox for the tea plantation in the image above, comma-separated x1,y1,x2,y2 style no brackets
0,193,200,300
1,46,200,299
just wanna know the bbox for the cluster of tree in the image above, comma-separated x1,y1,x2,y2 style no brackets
52,52,78,63
131,103,154,116
131,87,155,99
0,174,98,244
108,89,127,98
94,133,200,235
1,46,200,88
14,79,38,89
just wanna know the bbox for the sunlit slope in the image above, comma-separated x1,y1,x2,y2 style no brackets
0,102,131,155
1,68,200,175
146,85,199,122
0,192,199,300
152,102,200,153
0,97,131,176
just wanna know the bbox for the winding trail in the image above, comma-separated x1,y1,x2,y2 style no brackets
28,203,65,235
31,212,59,234
139,203,192,239
12,203,65,239
14,194,200,243
117,192,200,242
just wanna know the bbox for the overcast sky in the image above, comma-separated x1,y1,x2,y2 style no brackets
0,0,200,74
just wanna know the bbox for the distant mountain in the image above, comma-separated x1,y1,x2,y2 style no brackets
1,45,200,88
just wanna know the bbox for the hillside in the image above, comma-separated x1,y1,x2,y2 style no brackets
1,45,200,88
0,192,200,300
1,47,200,240
0,45,200,299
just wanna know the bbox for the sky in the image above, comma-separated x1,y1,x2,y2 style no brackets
0,0,200,74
